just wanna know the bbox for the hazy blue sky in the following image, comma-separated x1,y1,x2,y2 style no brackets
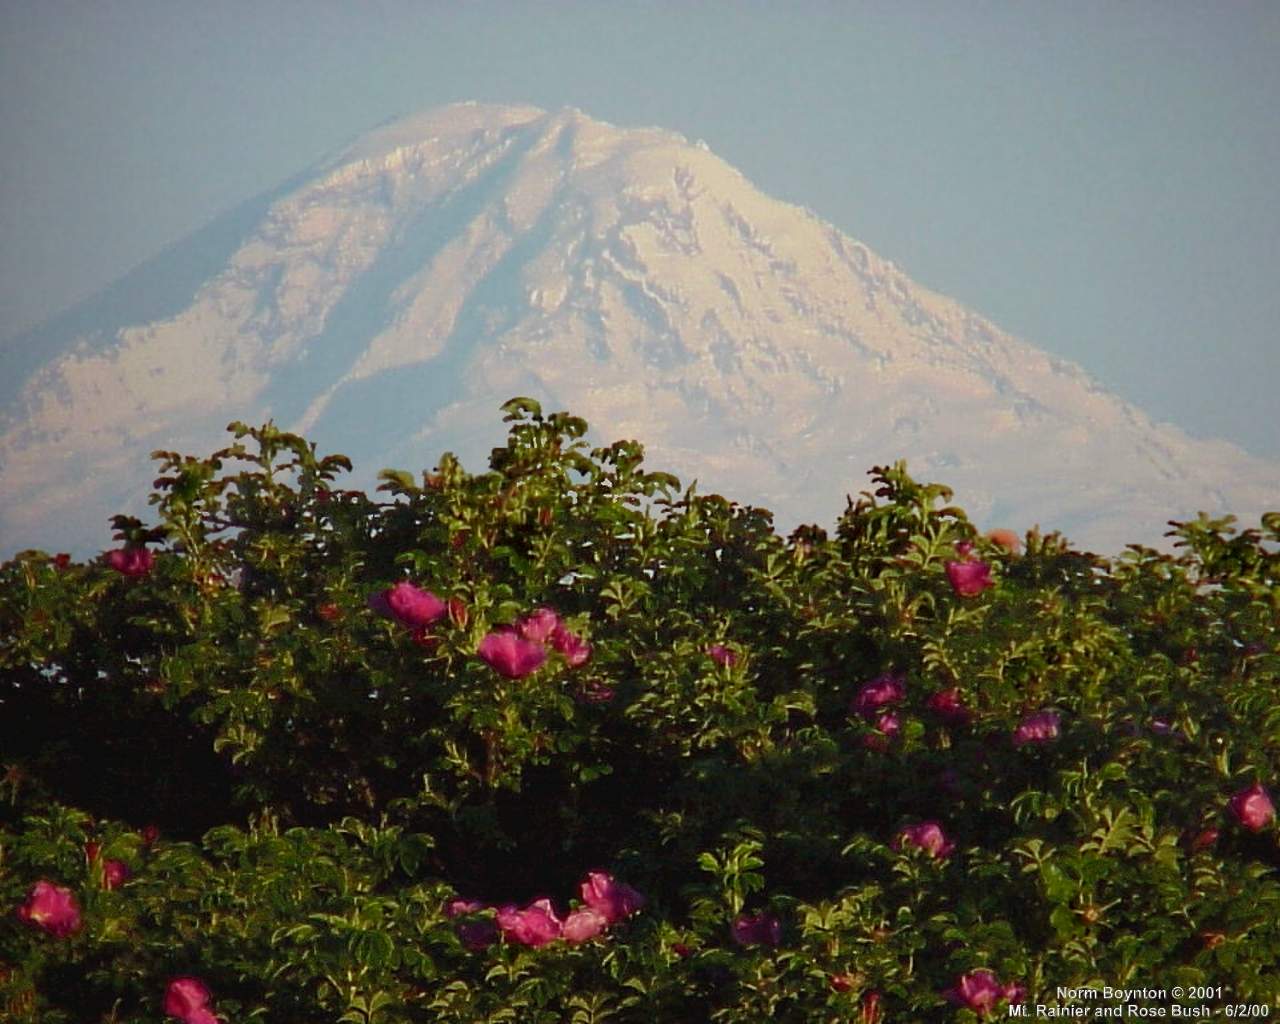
2,1,1277,458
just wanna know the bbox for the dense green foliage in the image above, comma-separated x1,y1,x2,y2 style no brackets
2,398,1279,1022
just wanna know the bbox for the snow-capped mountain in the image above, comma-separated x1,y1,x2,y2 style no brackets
1,102,1275,556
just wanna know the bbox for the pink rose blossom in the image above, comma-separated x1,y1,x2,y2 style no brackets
851,673,906,720
707,644,738,667
875,712,901,738
16,880,82,937
444,898,484,918
926,687,972,727
163,976,213,1021
731,912,781,947
379,581,447,630
1003,981,1027,1005
1229,783,1275,832
942,969,1004,1015
495,898,563,947
102,859,130,890
562,907,609,943
946,558,994,597
1012,710,1061,747
518,607,562,644
895,821,956,859
551,624,592,667
106,546,154,577
580,871,645,923
478,630,548,679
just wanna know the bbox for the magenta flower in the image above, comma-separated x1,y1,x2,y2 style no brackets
851,673,906,720
496,898,563,947
478,630,548,678
706,644,739,667
16,880,82,937
102,859,131,890
518,607,562,644
376,581,447,629
562,907,609,943
106,546,154,577
895,821,956,859
926,687,972,727
580,871,645,924
946,558,994,597
163,977,214,1022
551,624,592,667
444,897,484,919
1012,710,1061,747
875,711,901,738
1229,783,1275,832
942,969,1004,1015
731,912,782,947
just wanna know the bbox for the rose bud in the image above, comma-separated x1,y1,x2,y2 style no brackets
926,687,972,727
1229,782,1275,832
730,912,781,948
894,821,956,859
102,859,131,890
942,970,1003,1015
851,673,906,721
946,558,994,597
1012,710,1061,747
106,546,154,577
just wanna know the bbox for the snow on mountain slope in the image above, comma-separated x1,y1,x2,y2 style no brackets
0,102,1275,556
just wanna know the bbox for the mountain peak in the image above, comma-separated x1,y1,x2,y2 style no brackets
1,103,1275,556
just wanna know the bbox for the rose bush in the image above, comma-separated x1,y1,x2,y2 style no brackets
1,397,1278,1021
